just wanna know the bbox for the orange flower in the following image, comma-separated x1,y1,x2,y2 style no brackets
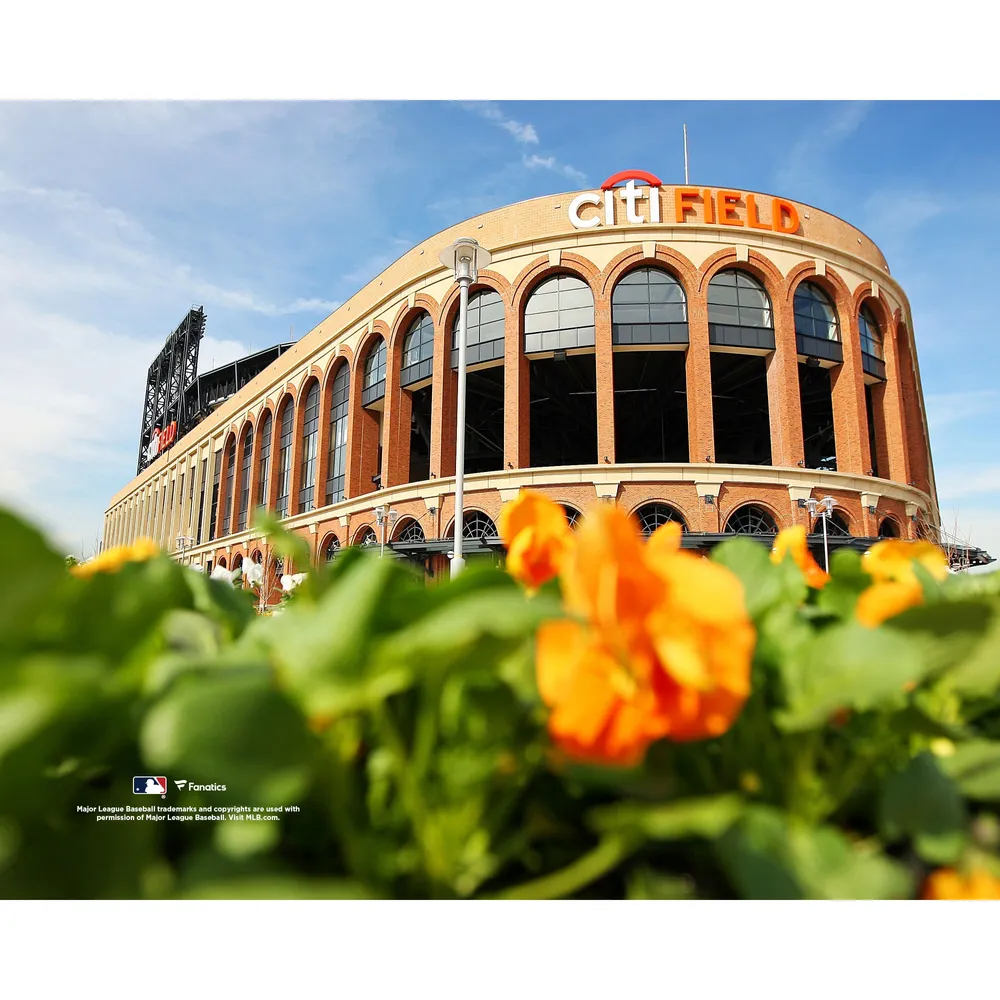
922,868,1000,900
536,506,755,765
856,539,949,628
71,538,160,579
770,525,830,589
499,490,573,592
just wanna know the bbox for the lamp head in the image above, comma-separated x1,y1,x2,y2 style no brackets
439,238,492,283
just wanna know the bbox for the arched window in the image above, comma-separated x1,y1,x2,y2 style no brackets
447,511,498,539
707,269,774,349
561,504,582,530
326,365,350,506
362,338,387,405
725,504,778,534
354,526,378,547
878,517,899,538
401,313,435,387
237,427,253,532
524,274,595,354
395,518,426,543
298,382,320,513
612,268,688,345
634,503,688,536
859,305,883,359
821,510,852,537
452,289,505,368
794,282,840,341
323,535,340,561
275,400,294,518
221,436,236,533
257,412,272,509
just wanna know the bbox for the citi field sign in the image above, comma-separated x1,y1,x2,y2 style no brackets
567,170,801,235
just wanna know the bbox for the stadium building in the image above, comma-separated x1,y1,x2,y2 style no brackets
102,172,994,597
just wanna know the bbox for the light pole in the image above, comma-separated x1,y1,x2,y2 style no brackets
175,534,194,564
374,506,400,558
439,237,492,578
805,496,835,572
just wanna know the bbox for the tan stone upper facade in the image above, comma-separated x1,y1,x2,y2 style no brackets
102,181,937,583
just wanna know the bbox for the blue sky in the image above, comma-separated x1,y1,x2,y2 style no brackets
0,100,998,561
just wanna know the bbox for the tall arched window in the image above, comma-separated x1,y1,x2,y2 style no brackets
237,426,253,532
707,269,774,349
859,305,883,359
323,535,341,561
275,400,294,518
221,436,236,534
611,268,688,345
878,517,899,538
326,365,350,505
298,382,320,513
794,282,839,341
257,412,272,509
401,313,434,387
452,289,505,367
724,504,778,534
362,338,387,405
634,503,688,536
524,274,594,354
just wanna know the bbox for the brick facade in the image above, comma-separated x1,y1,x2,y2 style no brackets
102,184,938,582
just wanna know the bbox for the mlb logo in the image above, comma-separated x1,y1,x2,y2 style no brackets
133,776,167,795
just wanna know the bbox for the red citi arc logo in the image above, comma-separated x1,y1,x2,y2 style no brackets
568,170,801,236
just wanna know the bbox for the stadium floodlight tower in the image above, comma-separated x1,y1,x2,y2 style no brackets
438,237,492,578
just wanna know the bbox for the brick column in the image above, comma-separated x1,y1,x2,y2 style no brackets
594,291,616,464
382,339,410,488
503,302,529,469
831,314,871,475
685,286,714,464
431,322,457,479
766,296,804,468
879,319,910,485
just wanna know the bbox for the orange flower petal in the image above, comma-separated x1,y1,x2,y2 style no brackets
856,579,924,628
771,525,829,589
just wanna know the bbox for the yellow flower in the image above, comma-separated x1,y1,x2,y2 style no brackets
922,868,1000,900
71,538,160,579
856,539,949,628
536,506,755,766
499,490,573,592
770,525,829,589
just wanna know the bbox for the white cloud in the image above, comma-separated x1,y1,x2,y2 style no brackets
467,102,539,144
933,464,1000,502
522,153,586,186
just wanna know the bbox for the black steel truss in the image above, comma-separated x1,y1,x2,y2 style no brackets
137,307,206,475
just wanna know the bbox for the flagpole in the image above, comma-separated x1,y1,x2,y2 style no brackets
683,124,689,184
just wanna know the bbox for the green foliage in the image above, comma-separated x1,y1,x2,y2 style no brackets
1,503,1000,898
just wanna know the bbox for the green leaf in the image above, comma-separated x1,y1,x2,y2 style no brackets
711,538,807,620
883,600,996,681
0,509,68,651
716,807,913,899
588,794,745,841
879,752,967,864
933,600,1000,699
140,671,317,805
816,548,872,620
775,621,928,732
939,741,1000,801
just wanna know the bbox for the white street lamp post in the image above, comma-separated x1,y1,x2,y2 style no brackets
439,238,492,578
805,496,835,572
